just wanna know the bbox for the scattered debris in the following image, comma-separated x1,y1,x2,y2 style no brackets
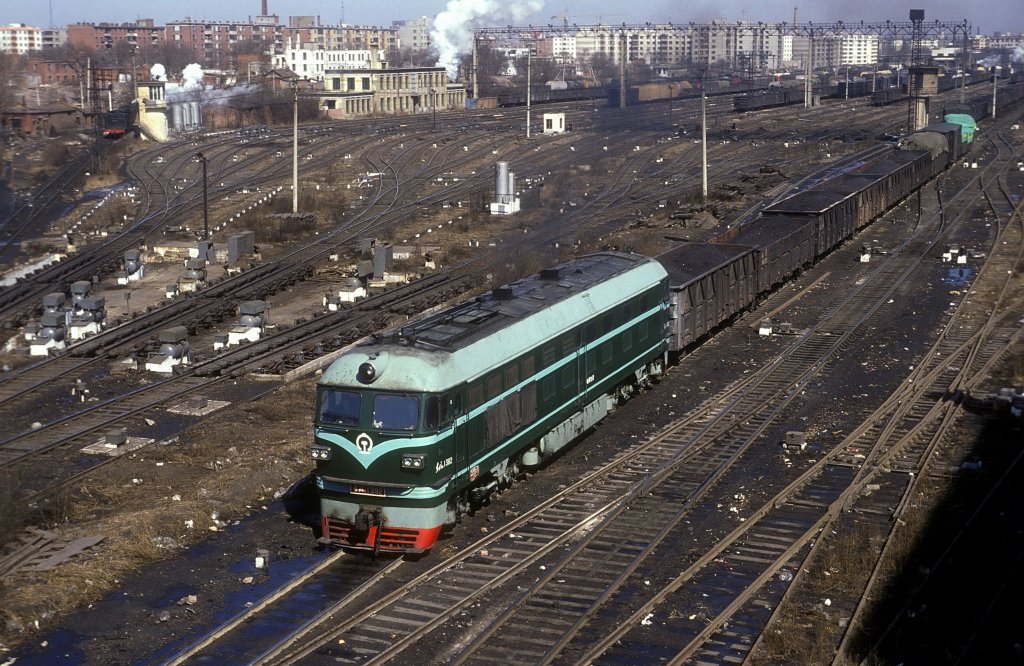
0,529,105,579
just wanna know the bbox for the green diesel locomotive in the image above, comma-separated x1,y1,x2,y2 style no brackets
312,252,669,553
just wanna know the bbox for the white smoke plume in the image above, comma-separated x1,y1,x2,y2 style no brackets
150,63,166,81
432,0,544,80
182,63,205,89
1013,46,1024,64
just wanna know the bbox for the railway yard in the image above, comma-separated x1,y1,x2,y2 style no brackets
0,80,1022,666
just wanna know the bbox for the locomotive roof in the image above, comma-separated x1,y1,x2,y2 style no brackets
659,242,754,285
763,190,850,215
320,252,667,391
394,252,652,348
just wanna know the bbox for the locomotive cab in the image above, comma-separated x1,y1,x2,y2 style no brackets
312,375,464,553
313,386,460,472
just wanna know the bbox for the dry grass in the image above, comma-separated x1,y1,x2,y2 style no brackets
0,379,317,648
754,522,882,665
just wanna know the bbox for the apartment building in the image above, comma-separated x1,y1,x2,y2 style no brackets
0,23,42,54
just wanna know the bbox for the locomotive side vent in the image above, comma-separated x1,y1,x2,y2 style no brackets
493,287,514,300
540,268,560,280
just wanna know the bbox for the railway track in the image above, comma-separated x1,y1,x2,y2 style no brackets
0,264,484,506
773,124,1024,666
146,105,1024,666
161,554,400,665
0,149,92,262
147,152,956,664
572,114,1024,666
0,125,593,506
6,90,1015,659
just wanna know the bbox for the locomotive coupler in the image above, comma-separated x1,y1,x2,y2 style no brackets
353,507,384,557
353,507,381,534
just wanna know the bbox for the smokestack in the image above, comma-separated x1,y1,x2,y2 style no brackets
793,6,798,30
261,0,268,16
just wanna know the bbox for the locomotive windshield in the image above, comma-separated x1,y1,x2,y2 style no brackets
318,389,361,426
372,394,419,430
317,388,422,431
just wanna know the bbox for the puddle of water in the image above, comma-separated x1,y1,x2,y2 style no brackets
943,266,973,287
8,629,86,664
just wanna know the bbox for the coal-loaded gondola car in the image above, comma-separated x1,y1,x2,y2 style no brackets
713,216,817,295
761,190,859,258
312,252,670,553
898,123,963,176
870,88,908,106
659,243,757,352
849,151,932,208
809,174,888,230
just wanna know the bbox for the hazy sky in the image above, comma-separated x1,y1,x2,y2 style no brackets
3,0,1022,36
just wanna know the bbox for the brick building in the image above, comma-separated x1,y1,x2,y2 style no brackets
0,102,86,135
164,17,285,62
67,20,164,52
25,58,80,84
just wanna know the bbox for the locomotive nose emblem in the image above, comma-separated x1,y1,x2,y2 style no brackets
356,433,374,454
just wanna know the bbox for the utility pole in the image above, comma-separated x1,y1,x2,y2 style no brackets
701,71,708,204
991,66,998,119
472,36,478,100
618,32,626,108
292,81,299,213
195,153,209,240
961,31,969,103
804,35,814,108
526,48,532,138
131,47,138,104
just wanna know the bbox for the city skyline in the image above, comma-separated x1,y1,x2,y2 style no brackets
2,0,1023,36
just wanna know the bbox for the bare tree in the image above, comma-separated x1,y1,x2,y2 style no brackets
512,54,558,85
476,42,506,79
0,53,22,172
389,46,439,68
589,52,619,82
151,43,201,74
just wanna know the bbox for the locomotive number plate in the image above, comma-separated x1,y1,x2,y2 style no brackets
351,485,387,497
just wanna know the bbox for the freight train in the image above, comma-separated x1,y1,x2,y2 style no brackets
870,69,996,107
309,95,1008,555
491,84,607,107
579,67,1009,113
733,88,804,112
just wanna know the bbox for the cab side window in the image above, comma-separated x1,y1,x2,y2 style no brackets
425,393,457,430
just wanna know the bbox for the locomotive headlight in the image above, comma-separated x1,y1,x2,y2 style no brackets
311,445,332,461
401,453,426,470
